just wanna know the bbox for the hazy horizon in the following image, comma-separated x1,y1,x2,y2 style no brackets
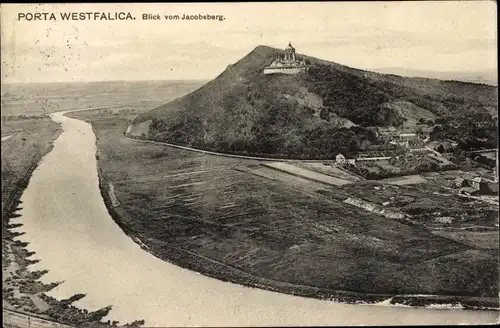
1,70,496,86
1,2,497,84
1,65,496,86
1,78,209,85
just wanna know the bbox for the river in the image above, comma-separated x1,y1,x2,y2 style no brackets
10,111,499,326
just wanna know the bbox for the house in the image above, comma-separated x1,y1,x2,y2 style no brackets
471,177,482,189
426,140,454,154
399,133,417,138
456,176,498,195
471,177,490,193
459,187,481,196
336,153,356,165
388,133,421,145
336,153,346,164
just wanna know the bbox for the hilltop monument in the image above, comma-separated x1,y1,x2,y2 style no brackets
263,42,309,75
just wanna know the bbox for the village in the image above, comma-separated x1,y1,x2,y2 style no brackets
333,128,498,200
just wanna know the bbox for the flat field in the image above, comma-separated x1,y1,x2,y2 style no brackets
69,111,499,303
262,162,352,186
295,162,362,181
1,80,204,116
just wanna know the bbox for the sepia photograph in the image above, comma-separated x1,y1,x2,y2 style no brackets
1,1,498,327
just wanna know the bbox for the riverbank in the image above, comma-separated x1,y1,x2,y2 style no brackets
76,112,499,311
1,116,144,327
2,117,64,314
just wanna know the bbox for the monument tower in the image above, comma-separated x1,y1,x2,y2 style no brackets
263,42,309,75
284,42,296,61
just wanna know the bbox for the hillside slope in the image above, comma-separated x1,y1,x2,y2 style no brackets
133,45,498,159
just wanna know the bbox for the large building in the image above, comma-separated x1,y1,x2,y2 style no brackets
263,42,309,75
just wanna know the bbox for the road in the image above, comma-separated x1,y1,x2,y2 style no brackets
125,135,339,163
466,148,498,154
457,193,499,205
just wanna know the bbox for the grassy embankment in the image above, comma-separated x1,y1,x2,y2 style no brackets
2,117,63,314
70,110,499,309
1,117,144,327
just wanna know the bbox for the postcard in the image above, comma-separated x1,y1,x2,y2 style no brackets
1,2,498,327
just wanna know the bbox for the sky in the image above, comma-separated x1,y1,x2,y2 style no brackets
1,1,497,83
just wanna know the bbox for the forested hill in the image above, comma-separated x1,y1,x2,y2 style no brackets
133,45,498,159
